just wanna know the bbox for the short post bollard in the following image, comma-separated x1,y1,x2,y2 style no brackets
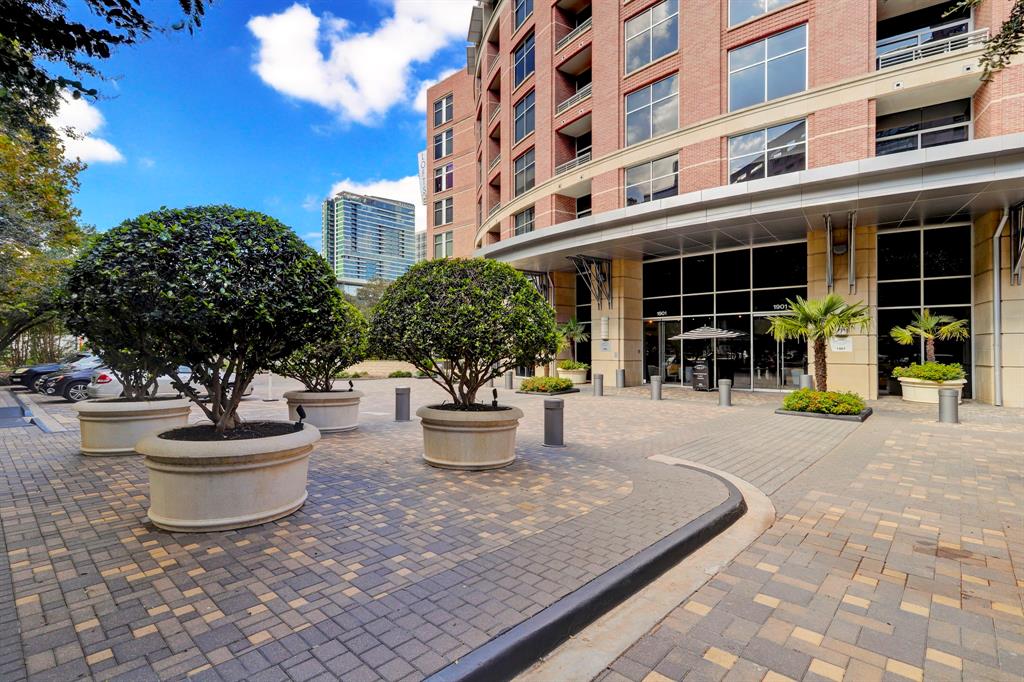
505,371,514,390
651,375,662,400
615,368,626,388
718,378,732,407
799,374,813,390
395,386,410,421
543,398,565,447
593,373,604,397
938,388,959,424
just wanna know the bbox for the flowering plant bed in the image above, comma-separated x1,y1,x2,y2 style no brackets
775,388,872,422
517,376,579,395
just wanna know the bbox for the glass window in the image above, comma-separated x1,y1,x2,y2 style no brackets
728,25,806,111
643,297,681,318
730,0,791,25
514,207,535,235
752,286,805,312
716,249,750,290
625,0,679,73
433,163,454,193
877,231,920,280
625,74,678,146
682,293,713,315
876,99,971,156
682,254,713,293
729,119,805,183
716,290,750,313
514,90,535,142
513,33,536,86
878,280,921,307
625,154,678,205
433,94,453,127
643,258,681,298
752,242,807,288
514,0,533,28
433,197,453,226
576,194,592,218
514,148,536,197
923,226,971,277
433,128,453,159
433,230,454,258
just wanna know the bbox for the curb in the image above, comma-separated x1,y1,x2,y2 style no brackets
12,391,66,433
775,407,873,422
426,465,747,682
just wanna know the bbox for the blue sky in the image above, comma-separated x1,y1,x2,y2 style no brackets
52,1,474,249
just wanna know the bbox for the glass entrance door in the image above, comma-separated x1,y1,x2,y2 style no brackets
752,316,806,390
643,320,682,383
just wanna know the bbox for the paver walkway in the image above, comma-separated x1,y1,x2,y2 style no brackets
599,402,1024,682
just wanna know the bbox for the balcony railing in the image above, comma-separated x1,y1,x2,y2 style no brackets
877,24,988,69
488,153,501,171
554,148,592,175
488,103,501,124
556,17,592,52
487,201,502,218
488,51,499,72
556,82,592,115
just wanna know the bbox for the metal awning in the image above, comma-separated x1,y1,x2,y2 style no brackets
669,326,746,341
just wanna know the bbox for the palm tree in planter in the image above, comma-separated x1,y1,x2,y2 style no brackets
889,309,969,403
276,296,368,433
371,258,559,470
767,294,870,392
100,205,341,532
556,317,590,384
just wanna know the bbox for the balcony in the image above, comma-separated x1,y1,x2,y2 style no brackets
488,201,502,218
488,103,501,125
554,148,591,175
556,17,592,52
877,19,987,69
556,82,591,115
488,153,501,171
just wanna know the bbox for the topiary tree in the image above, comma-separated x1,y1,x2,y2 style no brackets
275,295,368,392
65,205,338,432
371,258,559,407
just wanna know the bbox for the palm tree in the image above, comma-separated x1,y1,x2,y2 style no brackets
889,309,969,363
557,317,590,362
767,294,870,392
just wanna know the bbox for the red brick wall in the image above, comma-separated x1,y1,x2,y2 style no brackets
425,70,476,258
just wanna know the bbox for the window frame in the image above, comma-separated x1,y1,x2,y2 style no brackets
433,230,454,258
727,24,807,112
513,90,536,143
624,0,679,75
624,73,679,146
513,32,536,87
432,93,453,127
875,99,973,156
433,197,454,226
513,148,536,197
432,162,454,193
728,0,798,27
727,118,807,184
514,206,535,236
624,154,679,206
433,128,454,160
513,0,533,30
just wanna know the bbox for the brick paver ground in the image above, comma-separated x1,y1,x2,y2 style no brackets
599,399,1024,682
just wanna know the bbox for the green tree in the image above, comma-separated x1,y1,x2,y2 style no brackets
767,294,870,392
889,309,969,363
275,296,368,393
345,277,392,317
370,258,560,406
557,317,590,362
947,1,1024,79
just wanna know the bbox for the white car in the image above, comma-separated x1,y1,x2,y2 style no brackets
87,367,255,400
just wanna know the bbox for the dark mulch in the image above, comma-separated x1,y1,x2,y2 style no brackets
97,396,184,403
429,403,514,412
158,421,299,441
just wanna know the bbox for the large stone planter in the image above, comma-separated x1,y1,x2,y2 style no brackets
74,398,191,456
416,405,524,470
557,368,588,385
897,377,967,404
283,390,362,433
137,422,320,532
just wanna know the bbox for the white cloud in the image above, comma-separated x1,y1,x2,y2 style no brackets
328,176,424,230
48,93,124,163
413,67,459,112
247,1,474,123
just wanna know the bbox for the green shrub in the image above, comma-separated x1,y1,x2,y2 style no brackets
892,362,965,382
782,388,865,415
520,376,573,393
557,359,589,370
388,370,412,378
371,258,559,407
336,370,366,379
276,297,367,392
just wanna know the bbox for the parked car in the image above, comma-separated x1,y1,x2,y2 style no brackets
39,366,98,402
87,367,254,400
9,353,98,392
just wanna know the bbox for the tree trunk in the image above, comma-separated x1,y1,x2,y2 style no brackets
813,338,828,392
925,338,936,363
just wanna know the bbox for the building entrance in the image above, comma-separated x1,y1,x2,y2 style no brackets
752,316,805,390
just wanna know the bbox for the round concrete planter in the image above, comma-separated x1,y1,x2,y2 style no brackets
283,390,362,433
137,422,320,532
556,368,588,385
74,398,191,456
897,377,966,404
416,405,524,470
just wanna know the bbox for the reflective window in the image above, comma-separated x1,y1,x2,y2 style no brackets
433,162,454,192
730,0,793,26
752,242,807,288
433,94,453,127
729,119,806,183
513,33,536,86
433,197,453,226
728,25,806,111
716,249,750,290
514,0,533,28
876,99,971,156
514,207,535,235
643,259,681,298
625,154,678,205
683,254,713,293
433,128,453,159
514,148,536,196
625,0,679,73
433,230,454,258
625,74,678,145
514,90,535,142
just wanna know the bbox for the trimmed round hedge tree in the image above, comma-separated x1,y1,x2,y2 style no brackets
371,258,559,407
275,295,368,392
69,205,339,433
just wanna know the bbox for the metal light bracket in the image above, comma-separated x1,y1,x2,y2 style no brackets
568,255,613,309
522,270,554,303
848,210,857,294
1011,201,1023,286
824,213,834,292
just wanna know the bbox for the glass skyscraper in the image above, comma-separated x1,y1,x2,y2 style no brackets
321,191,416,289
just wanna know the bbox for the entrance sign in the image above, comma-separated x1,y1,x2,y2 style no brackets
692,359,710,391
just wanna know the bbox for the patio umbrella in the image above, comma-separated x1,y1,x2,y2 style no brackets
668,325,746,341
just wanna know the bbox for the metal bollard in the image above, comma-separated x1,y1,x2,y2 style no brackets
799,373,814,390
543,398,565,447
395,386,410,421
505,371,514,390
650,375,662,400
938,388,959,424
615,368,626,388
718,378,732,407
593,373,604,397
